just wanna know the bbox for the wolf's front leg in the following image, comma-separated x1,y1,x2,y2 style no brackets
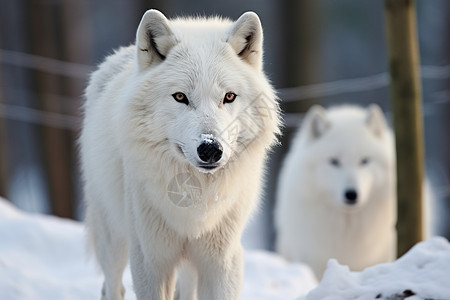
129,232,180,300
193,244,244,300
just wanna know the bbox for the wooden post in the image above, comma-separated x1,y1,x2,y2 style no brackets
384,0,425,256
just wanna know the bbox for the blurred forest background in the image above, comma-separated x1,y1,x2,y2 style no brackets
0,0,449,250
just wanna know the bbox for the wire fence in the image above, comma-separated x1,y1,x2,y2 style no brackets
279,64,450,102
0,49,92,79
1,49,449,131
0,103,80,131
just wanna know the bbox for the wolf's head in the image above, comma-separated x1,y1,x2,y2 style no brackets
123,10,280,174
299,104,395,210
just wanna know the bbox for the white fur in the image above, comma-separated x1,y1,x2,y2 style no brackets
275,104,397,279
80,10,280,300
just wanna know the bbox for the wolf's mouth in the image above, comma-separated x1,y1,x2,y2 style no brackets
198,164,219,170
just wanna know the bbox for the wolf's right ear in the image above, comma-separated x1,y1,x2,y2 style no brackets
303,105,330,141
227,12,263,70
136,10,177,71
366,104,387,138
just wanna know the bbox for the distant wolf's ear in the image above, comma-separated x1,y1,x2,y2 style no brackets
366,104,387,138
227,12,263,70
136,9,177,71
304,105,330,141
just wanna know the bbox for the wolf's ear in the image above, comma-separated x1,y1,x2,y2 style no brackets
227,12,263,70
136,10,177,71
366,104,387,138
304,105,330,141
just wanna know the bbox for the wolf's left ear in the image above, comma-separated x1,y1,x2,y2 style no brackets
304,105,330,142
366,104,387,138
136,10,177,71
227,12,263,70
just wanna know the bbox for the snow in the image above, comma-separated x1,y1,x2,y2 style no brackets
1,197,449,300
0,198,316,300
200,133,215,144
301,237,450,300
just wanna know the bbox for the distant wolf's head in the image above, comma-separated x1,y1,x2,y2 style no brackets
299,104,395,210
124,10,280,173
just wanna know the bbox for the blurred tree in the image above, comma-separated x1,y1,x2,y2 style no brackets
26,1,75,218
59,0,93,218
445,1,450,238
0,67,7,198
278,0,324,148
282,1,321,88
384,0,425,256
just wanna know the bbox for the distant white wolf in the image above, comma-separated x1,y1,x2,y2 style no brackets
275,104,396,279
80,9,280,300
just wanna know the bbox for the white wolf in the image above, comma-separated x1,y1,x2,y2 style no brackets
80,9,280,300
275,104,397,279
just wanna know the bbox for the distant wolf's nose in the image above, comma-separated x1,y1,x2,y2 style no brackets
344,189,358,205
197,138,223,164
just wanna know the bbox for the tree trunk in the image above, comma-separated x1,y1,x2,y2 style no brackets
26,1,74,218
0,65,7,198
384,0,425,257
281,0,321,113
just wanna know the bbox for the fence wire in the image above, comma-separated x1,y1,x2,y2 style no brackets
0,49,449,130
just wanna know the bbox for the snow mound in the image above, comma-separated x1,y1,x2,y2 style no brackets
302,237,450,300
0,198,316,300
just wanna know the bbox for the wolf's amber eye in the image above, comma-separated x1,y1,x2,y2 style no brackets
172,92,189,105
223,92,237,104
330,158,340,167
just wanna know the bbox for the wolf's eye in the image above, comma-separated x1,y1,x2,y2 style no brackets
360,157,370,166
223,92,237,104
172,92,189,105
330,158,340,167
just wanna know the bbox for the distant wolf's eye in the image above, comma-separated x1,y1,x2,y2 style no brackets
330,158,340,167
360,157,370,166
172,92,189,105
223,92,237,104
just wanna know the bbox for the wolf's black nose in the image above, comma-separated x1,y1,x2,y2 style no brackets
344,189,358,204
197,139,223,164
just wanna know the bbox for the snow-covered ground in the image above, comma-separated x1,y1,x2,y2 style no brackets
301,237,450,300
0,198,316,300
1,197,449,300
